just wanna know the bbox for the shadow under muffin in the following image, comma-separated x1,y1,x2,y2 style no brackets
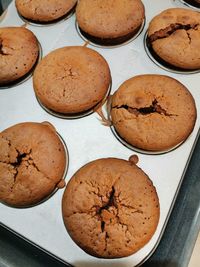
179,0,200,8
75,0,145,46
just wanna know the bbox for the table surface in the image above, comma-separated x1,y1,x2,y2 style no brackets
0,1,200,267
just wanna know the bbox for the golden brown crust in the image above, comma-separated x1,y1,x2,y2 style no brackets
148,8,200,69
76,0,145,40
0,27,39,84
15,0,77,22
62,158,160,258
33,46,111,114
0,122,66,207
111,75,197,152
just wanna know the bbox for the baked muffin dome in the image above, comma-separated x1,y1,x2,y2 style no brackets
0,27,39,85
0,122,66,207
62,158,159,258
147,8,200,70
76,0,145,45
33,46,111,115
110,75,197,152
15,0,77,22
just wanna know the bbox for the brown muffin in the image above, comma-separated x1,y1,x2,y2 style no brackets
0,27,39,85
147,8,200,70
76,0,145,45
0,122,66,207
33,46,111,114
110,75,197,152
62,158,160,258
15,0,77,23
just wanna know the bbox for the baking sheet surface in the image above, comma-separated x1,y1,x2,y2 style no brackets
0,0,200,266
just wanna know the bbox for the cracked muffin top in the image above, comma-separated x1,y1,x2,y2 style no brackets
147,8,200,70
33,46,111,114
0,27,39,85
76,0,145,45
110,75,197,152
0,122,66,207
62,157,160,258
15,0,77,22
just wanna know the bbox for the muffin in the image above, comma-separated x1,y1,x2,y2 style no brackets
0,27,39,85
33,46,111,115
0,122,66,207
76,0,145,45
15,0,77,23
62,157,160,258
110,75,197,152
147,8,200,70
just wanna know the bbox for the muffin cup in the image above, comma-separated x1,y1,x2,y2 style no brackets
75,19,145,48
0,41,43,89
0,131,69,209
144,31,200,74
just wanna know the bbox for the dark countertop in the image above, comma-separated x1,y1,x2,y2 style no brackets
0,1,200,267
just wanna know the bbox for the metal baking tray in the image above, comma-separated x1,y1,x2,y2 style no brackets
0,0,200,266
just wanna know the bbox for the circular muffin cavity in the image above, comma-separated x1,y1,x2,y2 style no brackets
76,0,145,46
0,27,40,86
62,158,160,258
15,0,77,24
179,0,200,9
0,122,67,207
110,75,197,153
147,8,200,71
33,46,111,117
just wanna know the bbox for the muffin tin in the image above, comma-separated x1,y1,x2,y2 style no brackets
0,1,200,267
